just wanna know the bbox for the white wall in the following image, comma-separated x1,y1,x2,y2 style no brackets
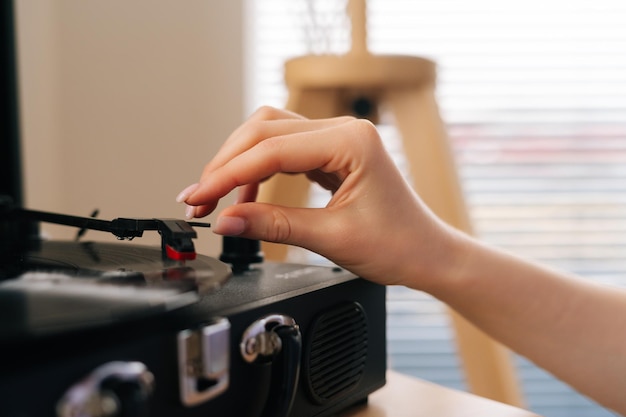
15,0,243,256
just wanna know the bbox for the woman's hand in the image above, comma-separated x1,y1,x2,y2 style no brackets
176,106,463,288
177,106,626,414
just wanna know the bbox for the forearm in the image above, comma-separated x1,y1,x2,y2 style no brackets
421,233,626,414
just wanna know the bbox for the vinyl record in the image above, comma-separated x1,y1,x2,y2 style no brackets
0,240,232,338
22,240,231,293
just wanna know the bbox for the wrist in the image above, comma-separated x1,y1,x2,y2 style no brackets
402,221,477,299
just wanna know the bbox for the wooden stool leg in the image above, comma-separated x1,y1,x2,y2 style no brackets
386,86,524,406
257,88,343,260
286,88,346,119
260,81,524,407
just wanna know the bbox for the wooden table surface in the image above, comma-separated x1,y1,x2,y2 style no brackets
339,371,542,417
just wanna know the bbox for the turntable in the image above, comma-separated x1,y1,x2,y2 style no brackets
0,201,387,417
0,2,386,415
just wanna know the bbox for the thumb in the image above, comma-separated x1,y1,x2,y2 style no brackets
212,202,328,250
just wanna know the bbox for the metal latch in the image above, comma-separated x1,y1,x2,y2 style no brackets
177,318,230,406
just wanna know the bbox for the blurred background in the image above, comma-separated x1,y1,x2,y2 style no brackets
15,1,244,248
15,1,626,416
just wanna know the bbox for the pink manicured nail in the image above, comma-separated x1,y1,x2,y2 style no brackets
176,183,200,203
213,216,246,236
185,205,196,219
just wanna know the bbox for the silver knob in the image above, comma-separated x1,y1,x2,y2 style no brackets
56,361,154,417
240,314,297,364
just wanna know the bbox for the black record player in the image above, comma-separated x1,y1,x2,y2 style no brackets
0,2,387,415
0,202,387,417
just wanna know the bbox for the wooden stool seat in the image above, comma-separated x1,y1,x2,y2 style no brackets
285,53,436,89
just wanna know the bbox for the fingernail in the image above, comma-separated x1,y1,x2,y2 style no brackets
176,183,200,203
185,204,196,219
213,216,246,236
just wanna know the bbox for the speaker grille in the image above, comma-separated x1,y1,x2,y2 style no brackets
304,302,368,404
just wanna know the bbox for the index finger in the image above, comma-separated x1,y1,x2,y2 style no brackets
200,110,355,182
185,118,370,207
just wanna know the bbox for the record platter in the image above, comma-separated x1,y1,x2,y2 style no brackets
0,199,232,337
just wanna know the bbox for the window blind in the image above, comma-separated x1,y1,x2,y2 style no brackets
244,1,626,416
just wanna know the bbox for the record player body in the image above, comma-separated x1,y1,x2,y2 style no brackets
0,5,385,412
0,206,386,417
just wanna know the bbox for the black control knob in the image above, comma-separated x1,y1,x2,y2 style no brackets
219,236,264,273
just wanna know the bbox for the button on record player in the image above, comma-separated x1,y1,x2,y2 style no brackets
0,204,387,417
